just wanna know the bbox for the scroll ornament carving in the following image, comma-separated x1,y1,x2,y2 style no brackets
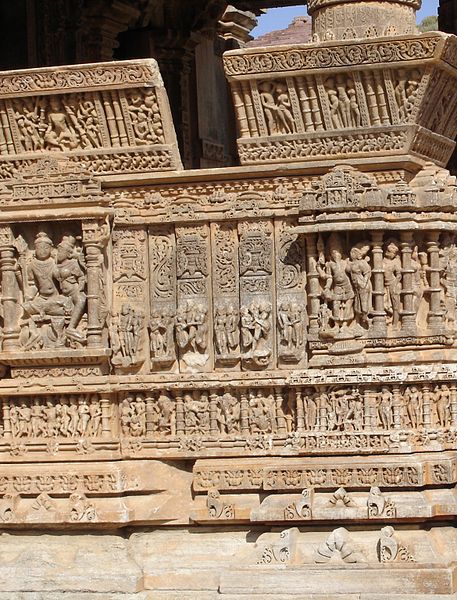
377,526,415,562
206,488,234,519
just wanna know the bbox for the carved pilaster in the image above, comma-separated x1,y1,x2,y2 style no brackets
275,387,286,434
175,391,185,436
2,397,11,438
450,384,457,428
295,387,305,432
82,218,109,348
426,231,444,331
0,225,19,351
145,394,155,436
240,388,250,435
400,231,416,335
371,231,386,336
305,233,320,336
100,393,111,438
422,385,432,429
210,392,219,436
392,386,402,429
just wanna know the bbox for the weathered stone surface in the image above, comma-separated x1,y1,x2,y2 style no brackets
0,0,453,596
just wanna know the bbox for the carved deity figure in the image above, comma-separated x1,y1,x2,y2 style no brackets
411,245,428,319
18,232,87,349
111,304,144,367
150,392,175,436
175,303,208,369
128,89,164,144
383,239,402,329
347,242,372,328
185,392,210,435
149,307,175,362
440,232,457,331
241,302,272,366
378,387,393,429
405,386,423,429
44,97,78,150
433,384,451,428
278,302,306,355
120,396,146,437
259,81,296,135
217,393,240,435
249,390,275,433
318,233,355,335
214,304,239,358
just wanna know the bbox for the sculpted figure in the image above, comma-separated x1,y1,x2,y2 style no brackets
411,245,428,318
405,386,422,429
18,232,86,348
44,97,78,150
347,243,372,328
275,82,295,134
185,392,210,435
318,233,354,334
241,302,272,365
278,302,305,354
440,233,457,330
149,307,174,360
383,239,402,329
214,304,239,358
176,303,208,360
56,235,86,341
434,384,450,428
111,304,145,367
378,387,393,429
259,81,279,135
217,393,240,435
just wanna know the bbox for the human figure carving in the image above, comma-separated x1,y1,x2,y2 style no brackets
241,302,272,365
383,239,402,329
318,234,355,335
18,232,87,348
111,304,145,367
44,97,78,150
347,242,372,328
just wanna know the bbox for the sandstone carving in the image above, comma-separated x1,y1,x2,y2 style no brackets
0,0,454,597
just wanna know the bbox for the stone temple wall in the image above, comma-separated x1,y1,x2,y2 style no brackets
0,0,456,597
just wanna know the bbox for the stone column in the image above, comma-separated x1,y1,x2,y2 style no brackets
422,385,432,429
82,219,109,348
2,398,11,438
0,225,19,351
240,389,250,435
305,234,320,336
275,387,287,434
319,391,327,431
295,387,305,431
400,231,416,335
175,391,185,436
450,384,457,427
426,232,444,331
364,390,373,430
210,392,219,436
370,232,386,336
145,394,155,436
392,386,402,429
100,393,111,438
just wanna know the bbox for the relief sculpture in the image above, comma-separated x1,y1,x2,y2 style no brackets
16,231,87,349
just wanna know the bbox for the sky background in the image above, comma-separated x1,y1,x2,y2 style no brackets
251,0,439,36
